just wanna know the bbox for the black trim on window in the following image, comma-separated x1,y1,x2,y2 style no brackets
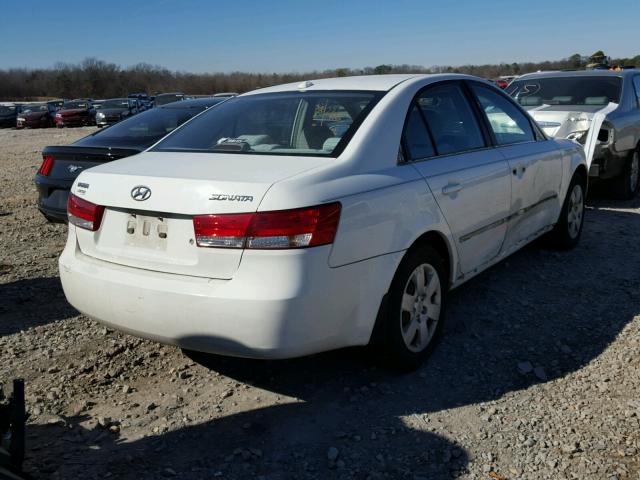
460,81,494,147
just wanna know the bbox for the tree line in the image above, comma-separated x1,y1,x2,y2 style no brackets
1,52,638,101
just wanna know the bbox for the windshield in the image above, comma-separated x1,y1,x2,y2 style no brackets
507,76,622,107
21,104,47,113
75,106,203,149
0,106,16,114
63,101,89,110
152,91,383,157
101,99,130,109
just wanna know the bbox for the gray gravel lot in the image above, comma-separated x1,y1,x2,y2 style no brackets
0,127,639,480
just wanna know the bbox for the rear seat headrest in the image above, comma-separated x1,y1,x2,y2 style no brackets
519,96,542,106
585,96,608,105
322,137,341,151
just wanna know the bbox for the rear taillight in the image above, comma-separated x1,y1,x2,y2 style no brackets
38,155,55,176
67,193,105,231
193,202,341,249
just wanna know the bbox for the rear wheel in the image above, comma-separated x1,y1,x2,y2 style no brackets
547,172,585,250
381,245,447,371
611,149,640,199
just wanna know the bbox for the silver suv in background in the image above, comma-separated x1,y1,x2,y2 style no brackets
508,70,640,199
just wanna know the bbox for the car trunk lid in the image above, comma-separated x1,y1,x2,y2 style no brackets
43,146,141,181
71,151,327,279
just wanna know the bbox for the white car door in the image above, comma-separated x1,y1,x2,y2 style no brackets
468,82,563,249
405,82,511,277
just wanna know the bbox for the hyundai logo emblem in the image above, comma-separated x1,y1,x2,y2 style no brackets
131,185,152,201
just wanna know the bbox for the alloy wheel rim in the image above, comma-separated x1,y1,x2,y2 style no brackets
567,184,584,239
400,263,441,353
630,152,639,193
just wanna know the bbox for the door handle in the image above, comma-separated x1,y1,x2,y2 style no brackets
512,163,527,175
442,183,463,195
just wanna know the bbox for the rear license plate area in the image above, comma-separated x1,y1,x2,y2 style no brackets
124,213,168,250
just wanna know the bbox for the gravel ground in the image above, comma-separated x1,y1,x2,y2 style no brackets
0,126,639,480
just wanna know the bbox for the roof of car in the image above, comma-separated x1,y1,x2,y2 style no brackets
243,74,450,95
517,69,636,80
158,97,227,109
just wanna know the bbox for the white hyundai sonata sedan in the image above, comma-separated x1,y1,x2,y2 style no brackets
59,74,587,370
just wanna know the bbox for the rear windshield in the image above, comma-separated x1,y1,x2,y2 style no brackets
152,91,384,157
75,106,203,149
507,76,622,106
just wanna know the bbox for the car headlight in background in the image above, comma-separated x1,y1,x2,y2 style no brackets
96,112,105,119
17,117,25,122
566,130,589,145
55,113,62,118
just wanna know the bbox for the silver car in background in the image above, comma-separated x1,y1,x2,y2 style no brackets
508,70,640,198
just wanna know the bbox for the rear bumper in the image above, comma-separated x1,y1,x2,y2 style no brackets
34,174,72,222
59,233,400,359
17,119,49,128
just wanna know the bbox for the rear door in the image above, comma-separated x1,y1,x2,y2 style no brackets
467,82,563,249
406,82,511,276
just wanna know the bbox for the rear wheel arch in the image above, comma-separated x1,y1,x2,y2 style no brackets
405,230,453,289
367,229,453,350
573,164,588,189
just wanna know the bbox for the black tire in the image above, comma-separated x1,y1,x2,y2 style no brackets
547,172,586,250
611,148,640,200
381,245,448,372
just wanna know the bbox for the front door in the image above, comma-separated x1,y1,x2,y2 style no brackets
468,82,563,249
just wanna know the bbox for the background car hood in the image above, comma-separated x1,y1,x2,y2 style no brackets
525,105,611,138
22,111,48,119
59,108,88,116
99,108,128,115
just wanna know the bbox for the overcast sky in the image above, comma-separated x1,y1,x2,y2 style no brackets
1,0,638,72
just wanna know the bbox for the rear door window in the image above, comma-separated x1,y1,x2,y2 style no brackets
470,84,536,145
416,84,485,155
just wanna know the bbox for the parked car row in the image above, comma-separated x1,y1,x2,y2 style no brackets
1,92,235,129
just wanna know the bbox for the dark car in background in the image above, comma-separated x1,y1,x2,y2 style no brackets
16,103,57,129
154,92,186,106
95,97,140,127
128,92,152,110
91,99,105,110
47,99,65,110
55,99,96,128
0,103,22,128
35,97,229,222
